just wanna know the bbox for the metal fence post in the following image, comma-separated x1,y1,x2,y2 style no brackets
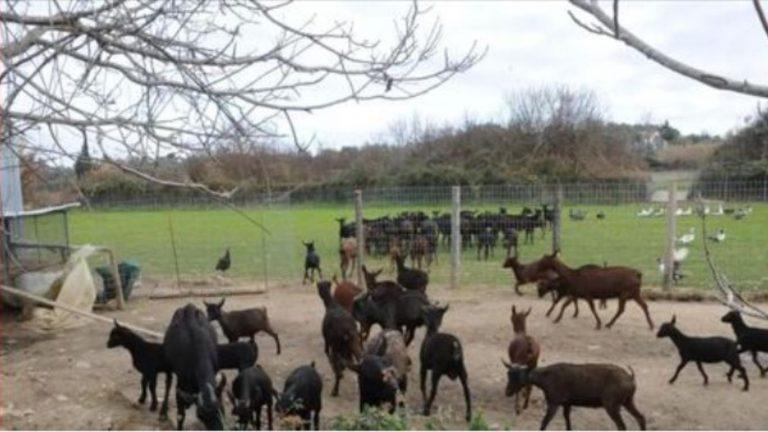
450,186,461,289
552,183,563,253
354,189,364,287
663,181,678,291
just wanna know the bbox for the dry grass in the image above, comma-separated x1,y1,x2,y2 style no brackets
656,142,720,170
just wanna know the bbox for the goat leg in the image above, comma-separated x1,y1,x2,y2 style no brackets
751,350,767,377
265,327,282,355
605,298,626,329
562,405,572,430
586,299,602,330
545,296,560,317
419,366,428,407
149,374,159,411
669,359,688,384
423,371,442,417
605,404,627,430
159,372,172,421
139,376,148,405
695,361,709,385
459,367,472,423
572,298,579,318
554,298,573,323
540,404,559,430
623,397,647,430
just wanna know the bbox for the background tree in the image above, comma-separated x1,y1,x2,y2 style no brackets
1,0,484,199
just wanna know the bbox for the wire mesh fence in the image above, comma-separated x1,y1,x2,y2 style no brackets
72,179,768,292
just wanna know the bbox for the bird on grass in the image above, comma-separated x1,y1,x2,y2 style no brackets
708,228,726,243
216,248,231,274
657,247,688,284
677,227,695,245
596,210,606,220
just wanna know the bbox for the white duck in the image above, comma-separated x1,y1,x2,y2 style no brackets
708,228,726,243
712,203,724,216
652,207,666,217
677,227,695,245
637,207,653,218
657,247,688,283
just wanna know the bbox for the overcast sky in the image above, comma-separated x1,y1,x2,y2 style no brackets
287,1,767,150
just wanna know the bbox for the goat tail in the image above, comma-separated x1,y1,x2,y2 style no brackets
626,365,636,380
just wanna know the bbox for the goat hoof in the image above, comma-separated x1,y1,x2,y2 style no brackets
150,403,158,412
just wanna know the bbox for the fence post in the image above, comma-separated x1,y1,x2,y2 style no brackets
450,186,461,290
663,182,678,291
763,177,767,202
354,189,364,287
552,183,563,253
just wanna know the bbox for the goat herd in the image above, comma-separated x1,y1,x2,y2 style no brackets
106,234,768,431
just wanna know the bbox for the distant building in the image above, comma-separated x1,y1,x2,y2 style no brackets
632,129,668,155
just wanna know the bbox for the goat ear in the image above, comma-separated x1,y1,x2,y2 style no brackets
218,298,225,308
113,319,120,328
525,307,532,317
511,305,517,316
501,358,512,370
671,314,677,325
441,303,450,312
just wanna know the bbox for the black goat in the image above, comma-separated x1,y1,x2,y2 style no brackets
721,310,768,376
419,304,472,422
227,365,277,430
163,304,223,430
204,298,281,355
503,362,645,430
107,320,172,420
217,341,258,371
394,253,428,292
657,315,748,390
350,354,400,414
302,241,322,284
476,226,496,261
276,363,323,430
319,280,362,396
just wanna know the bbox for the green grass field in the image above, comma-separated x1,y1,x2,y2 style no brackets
69,203,768,290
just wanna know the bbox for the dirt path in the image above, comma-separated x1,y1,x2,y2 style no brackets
2,282,767,430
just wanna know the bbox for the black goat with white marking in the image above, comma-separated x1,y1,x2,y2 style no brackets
107,320,172,420
303,241,322,284
657,315,748,390
721,310,768,376
276,362,323,430
163,304,223,430
227,365,277,430
419,304,472,422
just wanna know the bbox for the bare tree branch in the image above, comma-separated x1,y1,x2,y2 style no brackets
699,200,768,320
754,0,768,43
569,0,768,98
2,0,484,199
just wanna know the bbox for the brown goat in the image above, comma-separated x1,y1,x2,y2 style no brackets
387,237,402,274
332,274,362,314
537,252,654,330
502,255,555,296
409,235,429,270
507,305,540,414
503,362,646,430
339,238,358,280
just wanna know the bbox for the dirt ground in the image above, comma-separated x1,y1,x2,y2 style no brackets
2,282,768,430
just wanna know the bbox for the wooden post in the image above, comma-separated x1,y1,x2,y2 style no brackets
167,213,182,291
355,190,364,287
663,182,678,291
552,183,563,253
450,186,461,289
0,284,159,338
106,248,125,310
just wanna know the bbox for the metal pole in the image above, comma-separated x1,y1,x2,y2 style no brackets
450,186,461,289
354,190,364,287
553,183,563,253
663,182,678,291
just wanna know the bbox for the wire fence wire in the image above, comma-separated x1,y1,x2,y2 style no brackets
73,180,768,291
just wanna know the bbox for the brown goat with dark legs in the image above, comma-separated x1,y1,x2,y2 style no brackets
502,255,554,296
536,252,654,330
507,305,540,414
332,274,363,315
339,238,358,281
503,362,646,430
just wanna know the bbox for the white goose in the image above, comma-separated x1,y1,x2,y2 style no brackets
677,227,695,245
